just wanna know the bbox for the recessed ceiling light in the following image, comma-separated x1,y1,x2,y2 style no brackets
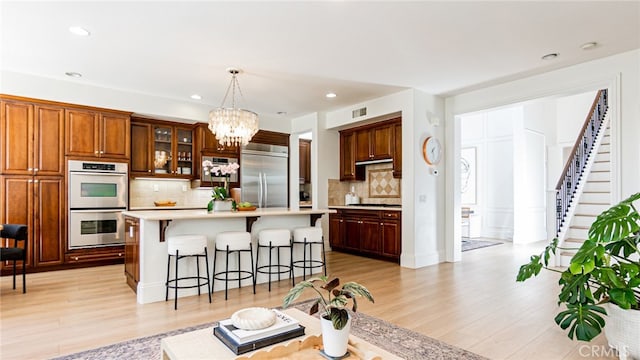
541,53,559,60
580,42,598,50
65,72,82,78
325,92,337,98
277,111,287,115
190,94,202,100
69,26,90,36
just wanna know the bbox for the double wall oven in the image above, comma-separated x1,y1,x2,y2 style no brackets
68,160,128,249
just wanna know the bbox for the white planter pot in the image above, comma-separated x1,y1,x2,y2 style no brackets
212,200,233,212
604,303,640,360
320,315,351,357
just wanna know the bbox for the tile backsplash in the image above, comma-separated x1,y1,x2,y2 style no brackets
328,163,401,206
129,179,211,208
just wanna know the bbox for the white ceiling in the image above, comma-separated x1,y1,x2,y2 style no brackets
2,1,639,121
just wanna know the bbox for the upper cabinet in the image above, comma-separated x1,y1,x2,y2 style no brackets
130,118,194,178
299,139,311,184
355,123,394,162
339,117,401,181
392,121,402,179
1,99,65,176
66,108,130,160
196,123,239,156
340,130,364,181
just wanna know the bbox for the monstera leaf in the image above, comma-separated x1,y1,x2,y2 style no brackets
589,192,640,243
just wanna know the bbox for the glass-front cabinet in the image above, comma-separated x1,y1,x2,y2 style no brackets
152,124,193,178
130,117,193,178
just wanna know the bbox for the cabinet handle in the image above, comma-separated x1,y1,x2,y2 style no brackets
380,222,383,225
34,180,39,183
148,169,151,173
28,179,33,183
100,150,104,154
74,257,79,261
95,150,99,154
27,167,33,171
34,168,39,173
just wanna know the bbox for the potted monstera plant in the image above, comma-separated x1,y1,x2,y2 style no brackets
283,276,374,357
517,192,640,358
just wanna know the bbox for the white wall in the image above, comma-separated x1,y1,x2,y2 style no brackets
556,91,599,145
446,49,639,260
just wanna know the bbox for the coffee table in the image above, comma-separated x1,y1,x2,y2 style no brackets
161,308,401,359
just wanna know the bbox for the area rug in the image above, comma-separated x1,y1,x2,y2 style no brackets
51,299,486,360
462,239,503,252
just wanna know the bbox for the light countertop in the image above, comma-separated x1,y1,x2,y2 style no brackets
329,205,402,211
122,207,335,220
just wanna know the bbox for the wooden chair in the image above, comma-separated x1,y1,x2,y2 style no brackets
1,224,28,293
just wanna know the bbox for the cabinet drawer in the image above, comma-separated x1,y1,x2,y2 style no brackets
382,211,400,220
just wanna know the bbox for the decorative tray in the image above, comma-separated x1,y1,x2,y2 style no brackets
235,335,381,360
154,201,176,207
237,206,257,211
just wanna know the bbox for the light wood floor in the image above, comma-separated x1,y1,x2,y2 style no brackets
1,241,613,360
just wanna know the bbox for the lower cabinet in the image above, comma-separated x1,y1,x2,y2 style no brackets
0,175,66,275
124,216,140,292
329,209,401,263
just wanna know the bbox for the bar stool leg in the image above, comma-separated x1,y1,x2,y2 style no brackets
225,245,230,300
204,248,211,303
237,249,242,290
254,243,261,287
277,245,282,282
290,242,295,285
250,243,256,294
308,238,314,279
174,250,179,310
268,241,273,291
196,256,201,296
211,247,217,294
321,239,327,276
302,239,307,281
165,254,171,301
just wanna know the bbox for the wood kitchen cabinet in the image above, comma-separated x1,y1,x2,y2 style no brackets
130,118,194,178
0,175,66,274
124,216,140,292
392,121,402,179
329,208,401,263
339,131,364,181
195,123,240,156
299,139,311,184
1,99,65,176
339,117,401,181
130,121,153,176
355,124,394,162
66,108,130,160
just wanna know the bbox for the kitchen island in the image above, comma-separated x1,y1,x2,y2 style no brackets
122,208,333,304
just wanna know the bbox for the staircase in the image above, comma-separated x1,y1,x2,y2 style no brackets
560,126,611,265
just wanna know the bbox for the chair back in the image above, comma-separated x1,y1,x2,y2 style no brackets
1,224,28,246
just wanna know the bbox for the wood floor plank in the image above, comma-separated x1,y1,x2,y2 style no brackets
0,241,614,359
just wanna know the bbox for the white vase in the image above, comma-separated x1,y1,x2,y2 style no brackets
320,315,351,357
213,200,233,212
604,303,640,360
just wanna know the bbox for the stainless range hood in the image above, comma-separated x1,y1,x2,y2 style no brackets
354,158,393,166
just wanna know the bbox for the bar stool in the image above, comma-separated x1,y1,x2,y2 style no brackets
213,231,256,300
255,229,293,291
292,226,327,284
165,234,211,310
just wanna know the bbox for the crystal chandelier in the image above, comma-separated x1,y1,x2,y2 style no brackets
208,68,259,147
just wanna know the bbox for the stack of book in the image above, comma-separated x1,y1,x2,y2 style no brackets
213,309,306,355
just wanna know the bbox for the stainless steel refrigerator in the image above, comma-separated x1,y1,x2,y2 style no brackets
240,143,289,208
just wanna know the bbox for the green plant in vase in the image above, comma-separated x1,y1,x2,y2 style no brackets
517,192,640,355
202,160,239,212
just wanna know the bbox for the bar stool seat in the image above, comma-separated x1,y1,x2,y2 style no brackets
165,234,211,310
292,226,327,284
256,229,293,291
213,231,256,300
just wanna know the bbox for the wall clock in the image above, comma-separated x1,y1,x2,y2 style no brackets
422,136,442,165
